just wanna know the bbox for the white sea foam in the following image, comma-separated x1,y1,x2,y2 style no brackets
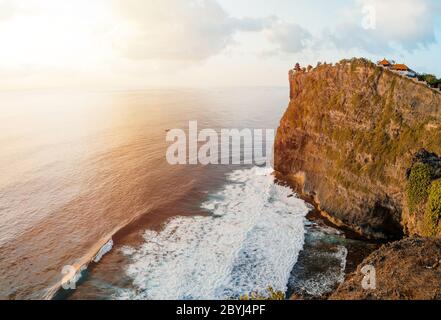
93,239,114,263
116,167,310,300
290,245,348,296
44,237,115,299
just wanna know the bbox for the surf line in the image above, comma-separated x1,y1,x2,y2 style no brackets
42,236,114,299
42,205,156,300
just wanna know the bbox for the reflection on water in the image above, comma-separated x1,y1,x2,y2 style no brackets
0,87,287,299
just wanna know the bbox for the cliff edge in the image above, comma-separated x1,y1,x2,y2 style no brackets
275,58,441,239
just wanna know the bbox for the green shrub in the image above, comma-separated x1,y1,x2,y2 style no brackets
417,74,441,87
406,162,433,213
424,179,441,236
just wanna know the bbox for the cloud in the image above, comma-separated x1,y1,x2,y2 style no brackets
327,0,440,53
265,21,312,54
112,0,273,61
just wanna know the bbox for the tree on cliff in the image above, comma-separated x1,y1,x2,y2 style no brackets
294,63,301,72
418,74,441,89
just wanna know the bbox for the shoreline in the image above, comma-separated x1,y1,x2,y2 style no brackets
274,171,385,300
274,171,391,243
54,167,384,301
287,206,381,300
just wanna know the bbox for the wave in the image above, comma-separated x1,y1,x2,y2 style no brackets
288,239,348,297
93,239,114,263
43,236,115,299
116,167,310,300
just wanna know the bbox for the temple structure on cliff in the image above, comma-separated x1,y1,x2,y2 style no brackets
378,58,392,67
377,58,417,78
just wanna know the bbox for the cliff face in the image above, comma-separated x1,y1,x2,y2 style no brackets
275,58,441,239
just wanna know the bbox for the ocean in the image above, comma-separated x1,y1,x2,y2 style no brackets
0,87,375,300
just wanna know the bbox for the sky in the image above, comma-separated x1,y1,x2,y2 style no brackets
0,0,440,89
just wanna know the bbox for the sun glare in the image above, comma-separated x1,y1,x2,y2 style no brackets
0,0,112,70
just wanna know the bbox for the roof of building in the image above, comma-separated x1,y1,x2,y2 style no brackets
378,59,391,66
392,64,410,71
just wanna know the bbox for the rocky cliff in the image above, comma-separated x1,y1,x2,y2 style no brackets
275,58,441,239
331,237,441,300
